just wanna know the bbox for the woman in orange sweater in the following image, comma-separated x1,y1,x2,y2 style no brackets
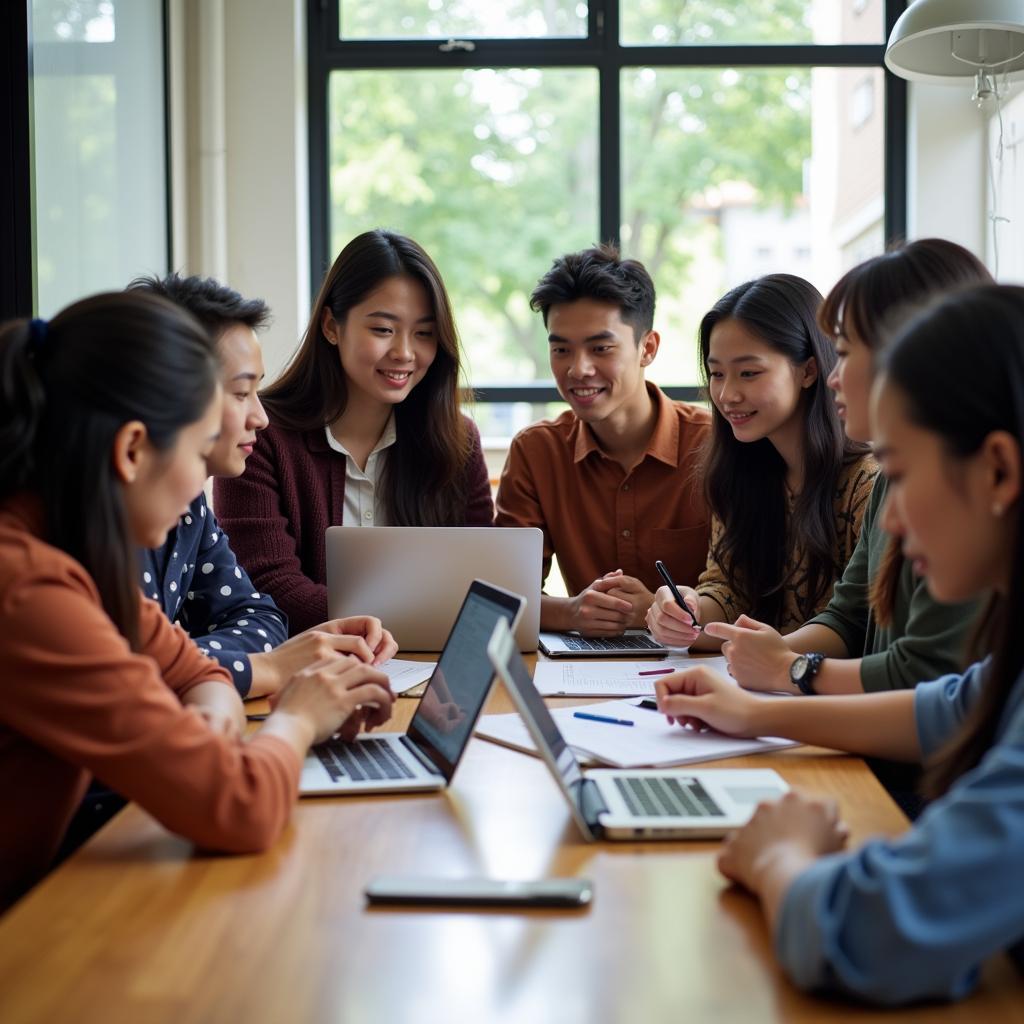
0,292,394,909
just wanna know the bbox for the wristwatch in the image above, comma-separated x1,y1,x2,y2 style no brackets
789,652,825,695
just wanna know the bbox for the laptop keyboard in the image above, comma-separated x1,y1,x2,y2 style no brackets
559,634,663,652
614,776,724,818
315,737,416,782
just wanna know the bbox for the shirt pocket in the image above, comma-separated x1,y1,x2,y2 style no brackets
640,525,711,591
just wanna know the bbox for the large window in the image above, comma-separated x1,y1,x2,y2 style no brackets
309,1,904,439
30,0,169,316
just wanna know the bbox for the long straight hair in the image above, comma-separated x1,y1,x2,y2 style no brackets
878,285,1024,797
261,229,471,526
700,274,868,625
0,293,218,649
818,239,993,625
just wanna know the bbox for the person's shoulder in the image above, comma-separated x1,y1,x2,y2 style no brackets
508,408,577,449
0,513,98,613
840,449,880,489
668,398,712,428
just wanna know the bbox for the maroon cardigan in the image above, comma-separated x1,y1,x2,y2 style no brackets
213,415,494,635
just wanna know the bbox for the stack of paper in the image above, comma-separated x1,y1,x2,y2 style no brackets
531,655,730,697
475,697,797,769
380,658,435,694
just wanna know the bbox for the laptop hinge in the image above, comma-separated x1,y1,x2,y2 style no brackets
579,778,610,835
400,734,440,775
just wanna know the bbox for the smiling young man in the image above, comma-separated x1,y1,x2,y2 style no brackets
495,244,711,636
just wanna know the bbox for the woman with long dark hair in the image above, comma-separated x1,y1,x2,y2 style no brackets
0,293,393,910
214,229,494,634
647,274,875,648
684,240,991,703
652,284,1024,1005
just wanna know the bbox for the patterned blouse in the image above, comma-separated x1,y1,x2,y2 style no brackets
696,453,878,634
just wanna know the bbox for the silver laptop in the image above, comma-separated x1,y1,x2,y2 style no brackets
487,618,788,839
327,526,541,651
538,630,668,658
300,580,525,796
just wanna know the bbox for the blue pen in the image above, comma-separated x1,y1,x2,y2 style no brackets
573,711,634,727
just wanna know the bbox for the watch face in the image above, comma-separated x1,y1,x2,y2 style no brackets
791,655,809,682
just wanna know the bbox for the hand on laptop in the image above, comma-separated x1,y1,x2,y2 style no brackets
567,575,637,636
269,655,395,746
247,616,398,698
646,584,702,647
600,570,657,629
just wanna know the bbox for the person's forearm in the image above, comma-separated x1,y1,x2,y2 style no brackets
688,596,728,652
247,653,279,699
181,680,247,733
810,657,866,695
540,594,574,632
752,845,819,934
256,709,316,761
782,623,850,658
751,689,920,761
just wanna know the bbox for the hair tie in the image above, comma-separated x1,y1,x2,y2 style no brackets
28,318,49,353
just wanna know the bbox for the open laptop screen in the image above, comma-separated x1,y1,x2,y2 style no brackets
406,581,523,780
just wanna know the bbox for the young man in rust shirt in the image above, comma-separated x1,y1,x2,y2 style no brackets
496,244,711,636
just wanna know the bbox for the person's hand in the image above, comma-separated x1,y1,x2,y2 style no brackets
313,615,398,665
271,655,395,746
703,615,796,692
653,664,762,736
567,576,635,637
248,621,396,698
193,703,243,741
717,791,849,895
601,570,657,629
645,584,701,647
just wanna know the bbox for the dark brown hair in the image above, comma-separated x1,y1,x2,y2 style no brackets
819,239,993,626
530,242,656,341
877,285,1024,797
0,293,218,649
261,229,471,525
700,274,868,626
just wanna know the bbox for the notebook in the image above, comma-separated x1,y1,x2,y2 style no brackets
298,580,524,795
326,526,541,651
487,618,789,839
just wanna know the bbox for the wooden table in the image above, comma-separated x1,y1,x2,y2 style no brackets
1,668,1022,1023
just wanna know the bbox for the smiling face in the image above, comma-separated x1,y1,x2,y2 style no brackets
205,324,269,478
706,317,816,447
827,326,874,442
323,274,438,413
120,389,224,549
872,376,1019,603
546,299,658,427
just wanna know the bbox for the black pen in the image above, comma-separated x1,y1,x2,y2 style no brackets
654,559,700,629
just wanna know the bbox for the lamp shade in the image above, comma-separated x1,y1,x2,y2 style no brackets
885,0,1024,83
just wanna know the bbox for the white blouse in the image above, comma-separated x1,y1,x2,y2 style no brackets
324,415,397,527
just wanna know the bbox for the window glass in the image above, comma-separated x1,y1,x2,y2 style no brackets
621,65,885,388
339,0,588,41
31,0,167,315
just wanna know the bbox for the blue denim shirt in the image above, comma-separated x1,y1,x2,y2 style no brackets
776,658,1024,1005
139,493,288,696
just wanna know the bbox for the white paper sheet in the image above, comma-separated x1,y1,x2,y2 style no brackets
380,658,435,694
531,655,731,696
475,697,797,768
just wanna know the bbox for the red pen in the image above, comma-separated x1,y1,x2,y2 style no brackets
638,667,675,676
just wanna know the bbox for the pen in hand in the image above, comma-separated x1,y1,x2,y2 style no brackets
654,560,700,630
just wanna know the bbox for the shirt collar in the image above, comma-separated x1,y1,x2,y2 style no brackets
324,413,398,459
571,382,681,468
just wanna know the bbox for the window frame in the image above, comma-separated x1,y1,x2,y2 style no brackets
307,1,908,403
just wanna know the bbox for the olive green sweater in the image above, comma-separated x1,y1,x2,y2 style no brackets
808,476,982,692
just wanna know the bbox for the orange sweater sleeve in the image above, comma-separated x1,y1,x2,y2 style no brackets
1,567,301,854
